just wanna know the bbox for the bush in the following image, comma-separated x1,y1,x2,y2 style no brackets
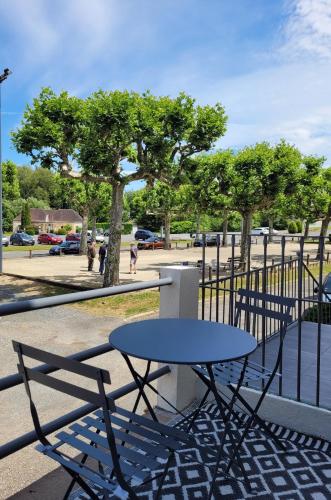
25,225,37,235
63,224,72,233
296,220,303,233
288,221,298,234
122,222,133,235
170,221,195,233
56,228,67,235
302,303,331,324
96,222,109,231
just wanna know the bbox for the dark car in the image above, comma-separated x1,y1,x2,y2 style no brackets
10,232,35,246
314,272,331,302
134,229,155,241
49,241,80,255
193,234,218,247
37,233,63,245
137,236,165,250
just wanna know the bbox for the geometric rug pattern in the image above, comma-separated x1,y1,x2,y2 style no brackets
72,403,331,499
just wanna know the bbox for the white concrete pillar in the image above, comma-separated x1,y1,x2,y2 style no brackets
157,266,199,412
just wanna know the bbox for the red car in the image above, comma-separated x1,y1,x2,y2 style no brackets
37,233,63,245
66,233,81,242
137,236,165,250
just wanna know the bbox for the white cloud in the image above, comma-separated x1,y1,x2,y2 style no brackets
281,0,331,60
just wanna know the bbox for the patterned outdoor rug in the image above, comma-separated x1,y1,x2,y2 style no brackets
71,403,331,499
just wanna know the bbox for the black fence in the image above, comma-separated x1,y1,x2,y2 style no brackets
200,234,331,409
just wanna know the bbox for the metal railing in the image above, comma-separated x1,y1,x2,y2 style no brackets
200,234,331,409
0,277,173,459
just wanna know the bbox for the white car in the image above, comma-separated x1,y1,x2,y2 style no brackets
1,236,9,246
251,227,279,236
95,234,105,243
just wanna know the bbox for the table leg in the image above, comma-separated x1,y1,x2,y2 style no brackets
205,363,251,490
121,354,158,421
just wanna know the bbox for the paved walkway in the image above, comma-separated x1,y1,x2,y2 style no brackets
2,241,309,288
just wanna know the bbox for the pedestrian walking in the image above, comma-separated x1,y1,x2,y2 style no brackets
99,243,107,275
87,240,96,271
130,243,138,274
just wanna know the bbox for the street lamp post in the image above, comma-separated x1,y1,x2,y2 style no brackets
0,68,12,273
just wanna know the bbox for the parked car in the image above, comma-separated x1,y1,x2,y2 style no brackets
49,241,80,255
95,234,105,243
10,232,35,246
134,229,155,241
251,227,279,236
137,236,165,250
1,236,9,247
66,233,81,242
66,233,92,243
37,233,63,245
193,234,218,247
314,272,331,302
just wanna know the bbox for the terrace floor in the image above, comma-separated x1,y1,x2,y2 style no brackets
248,322,331,410
68,402,331,499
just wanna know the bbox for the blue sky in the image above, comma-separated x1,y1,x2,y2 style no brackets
1,0,331,190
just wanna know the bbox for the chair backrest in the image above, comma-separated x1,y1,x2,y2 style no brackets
13,341,130,493
234,288,295,339
13,340,114,409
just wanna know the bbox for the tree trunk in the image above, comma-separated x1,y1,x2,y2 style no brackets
164,212,171,250
222,209,228,247
319,214,330,239
316,211,331,260
240,211,253,268
196,213,201,236
92,216,97,240
79,207,89,255
304,220,310,239
103,182,124,287
268,217,274,243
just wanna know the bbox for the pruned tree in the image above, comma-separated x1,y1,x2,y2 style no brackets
13,87,227,286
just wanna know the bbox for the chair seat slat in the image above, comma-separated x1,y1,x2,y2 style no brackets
56,431,147,481
41,447,117,492
94,411,181,450
82,416,169,459
70,423,162,471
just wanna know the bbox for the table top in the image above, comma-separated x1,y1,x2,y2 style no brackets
109,318,257,365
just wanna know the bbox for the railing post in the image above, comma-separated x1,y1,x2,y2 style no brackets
157,266,199,412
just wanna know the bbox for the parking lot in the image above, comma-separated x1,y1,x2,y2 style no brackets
2,239,310,288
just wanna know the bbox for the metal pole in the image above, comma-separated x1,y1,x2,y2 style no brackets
0,68,12,274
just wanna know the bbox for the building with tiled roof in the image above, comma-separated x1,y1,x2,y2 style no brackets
13,208,82,232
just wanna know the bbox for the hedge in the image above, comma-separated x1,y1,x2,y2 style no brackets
288,221,298,234
95,222,133,234
170,221,195,233
302,303,331,324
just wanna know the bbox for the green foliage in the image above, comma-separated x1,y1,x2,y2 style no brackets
21,201,31,228
2,161,20,199
296,220,303,233
25,225,37,235
122,222,133,235
302,303,331,324
56,228,67,235
288,220,298,233
96,222,109,231
170,221,195,233
62,224,72,233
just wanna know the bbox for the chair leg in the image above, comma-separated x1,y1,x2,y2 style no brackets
62,466,100,500
227,385,287,452
155,451,175,500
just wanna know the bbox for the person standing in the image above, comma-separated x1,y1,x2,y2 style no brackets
99,243,107,275
130,243,138,274
87,240,96,271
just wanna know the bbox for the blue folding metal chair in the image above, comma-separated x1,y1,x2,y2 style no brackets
13,341,198,499
189,289,296,472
